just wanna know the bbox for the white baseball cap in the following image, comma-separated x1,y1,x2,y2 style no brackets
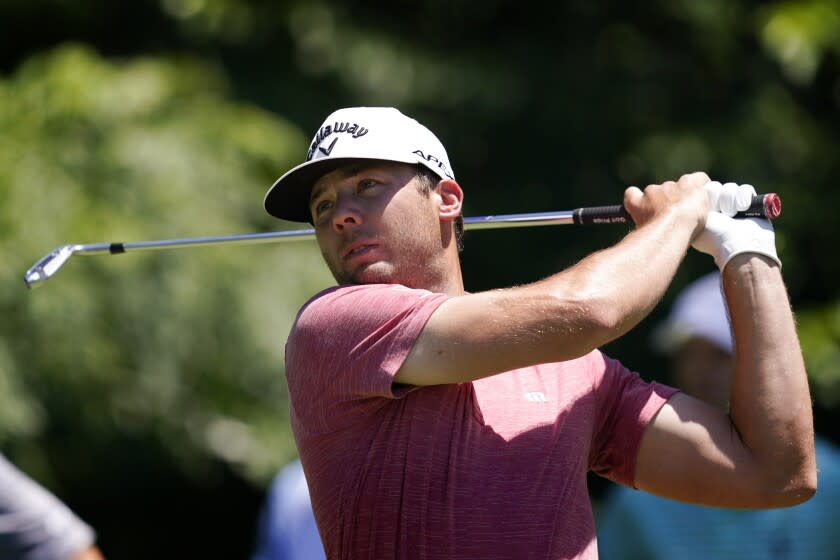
264,107,455,223
652,272,734,354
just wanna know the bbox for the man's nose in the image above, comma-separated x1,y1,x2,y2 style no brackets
332,195,362,232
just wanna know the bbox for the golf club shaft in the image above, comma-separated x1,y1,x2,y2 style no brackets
23,193,781,288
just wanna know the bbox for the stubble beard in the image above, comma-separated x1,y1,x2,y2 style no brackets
324,229,445,289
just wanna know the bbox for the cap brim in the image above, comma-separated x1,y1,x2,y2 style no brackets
264,158,357,223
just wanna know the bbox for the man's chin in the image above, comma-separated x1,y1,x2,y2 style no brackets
346,263,395,285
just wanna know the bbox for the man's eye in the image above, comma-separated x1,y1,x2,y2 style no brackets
313,200,333,216
358,179,377,191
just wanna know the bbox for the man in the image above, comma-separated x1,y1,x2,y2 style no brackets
596,271,840,559
0,452,105,560
263,106,815,559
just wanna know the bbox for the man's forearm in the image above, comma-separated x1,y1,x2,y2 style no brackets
724,254,816,503
546,208,696,347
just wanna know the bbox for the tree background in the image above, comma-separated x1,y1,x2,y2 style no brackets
2,1,839,558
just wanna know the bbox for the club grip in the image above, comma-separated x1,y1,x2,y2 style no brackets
572,193,781,225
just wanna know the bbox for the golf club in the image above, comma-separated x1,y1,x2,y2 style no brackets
24,193,781,289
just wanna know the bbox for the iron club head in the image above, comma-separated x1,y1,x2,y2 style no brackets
24,245,78,289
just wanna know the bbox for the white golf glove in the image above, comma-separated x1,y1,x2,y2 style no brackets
691,182,781,270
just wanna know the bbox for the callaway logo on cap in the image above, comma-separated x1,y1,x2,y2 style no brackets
264,107,455,223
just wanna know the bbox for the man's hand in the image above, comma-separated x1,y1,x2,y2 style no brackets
623,172,710,236
691,182,781,270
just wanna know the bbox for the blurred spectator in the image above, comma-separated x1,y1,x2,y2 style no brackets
0,452,104,560
251,458,324,560
596,271,840,560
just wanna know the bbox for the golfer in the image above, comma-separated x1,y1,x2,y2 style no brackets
263,107,815,559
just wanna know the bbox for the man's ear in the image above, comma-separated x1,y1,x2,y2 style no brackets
437,179,463,222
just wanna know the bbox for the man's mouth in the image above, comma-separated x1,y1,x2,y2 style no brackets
343,241,379,260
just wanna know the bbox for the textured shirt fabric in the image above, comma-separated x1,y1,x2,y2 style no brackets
596,435,840,560
0,453,95,560
286,284,678,560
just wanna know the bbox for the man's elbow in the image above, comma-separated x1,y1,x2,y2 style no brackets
784,465,818,505
773,480,817,507
760,461,818,507
573,298,633,347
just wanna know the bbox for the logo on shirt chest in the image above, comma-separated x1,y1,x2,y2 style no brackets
524,391,548,403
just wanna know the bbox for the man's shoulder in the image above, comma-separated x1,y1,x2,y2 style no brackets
287,283,449,360
295,283,441,324
301,283,426,307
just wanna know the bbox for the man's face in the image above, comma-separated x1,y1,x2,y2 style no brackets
309,161,446,287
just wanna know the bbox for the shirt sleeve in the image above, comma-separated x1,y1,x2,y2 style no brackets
588,353,679,486
285,284,450,433
0,453,96,560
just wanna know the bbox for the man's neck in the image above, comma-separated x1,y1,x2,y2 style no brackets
424,255,465,296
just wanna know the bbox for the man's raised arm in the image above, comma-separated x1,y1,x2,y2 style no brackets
634,191,816,508
395,173,710,386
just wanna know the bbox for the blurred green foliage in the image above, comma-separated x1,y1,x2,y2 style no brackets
0,45,334,487
799,302,840,407
1,0,839,557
